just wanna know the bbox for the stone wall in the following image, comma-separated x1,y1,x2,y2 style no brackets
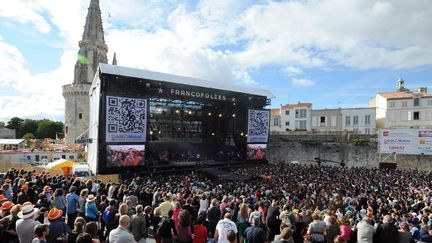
267,134,432,170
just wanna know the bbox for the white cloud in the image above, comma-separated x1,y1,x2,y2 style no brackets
235,0,432,70
0,0,51,33
283,66,303,75
292,78,315,87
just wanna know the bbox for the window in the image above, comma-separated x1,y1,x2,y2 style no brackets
273,118,279,126
320,116,326,124
389,111,396,121
414,98,420,107
299,120,307,129
65,126,68,134
414,111,420,120
295,109,307,118
285,121,290,126
365,128,370,134
35,155,40,162
62,155,66,159
69,155,75,159
353,116,359,125
345,116,351,126
365,115,371,125
389,101,395,108
402,101,408,107
331,116,337,127
285,110,290,115
79,113,83,119
400,111,409,121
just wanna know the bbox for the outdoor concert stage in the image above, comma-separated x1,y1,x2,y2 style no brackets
88,64,273,175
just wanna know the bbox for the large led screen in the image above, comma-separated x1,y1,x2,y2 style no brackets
106,145,146,167
247,144,267,160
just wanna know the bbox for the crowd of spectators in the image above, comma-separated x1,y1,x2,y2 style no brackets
0,163,432,243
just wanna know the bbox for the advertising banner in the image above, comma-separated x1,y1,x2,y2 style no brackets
379,129,432,155
106,96,147,142
247,109,270,143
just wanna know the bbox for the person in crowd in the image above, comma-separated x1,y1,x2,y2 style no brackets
16,204,39,243
31,224,49,243
207,198,221,238
338,217,352,242
397,222,412,243
193,216,208,243
238,203,251,243
66,186,79,228
272,227,294,243
85,194,99,222
78,189,89,217
131,204,147,243
158,209,178,243
47,208,71,242
85,221,100,243
306,213,326,243
173,201,182,232
68,217,86,243
76,232,94,243
2,204,21,242
375,215,398,243
325,216,339,243
198,194,209,217
266,201,281,241
215,213,238,243
355,217,373,243
244,216,268,243
17,184,31,204
153,207,163,243
53,188,67,216
108,215,136,243
226,229,237,243
177,210,193,243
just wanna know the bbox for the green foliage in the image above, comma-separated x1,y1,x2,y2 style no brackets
35,119,64,139
22,133,36,139
4,117,64,139
6,117,24,130
300,140,321,146
352,139,369,146
0,121,5,128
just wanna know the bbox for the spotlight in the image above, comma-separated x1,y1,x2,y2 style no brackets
232,114,236,118
208,112,212,116
218,114,222,117
175,110,180,114
211,133,215,136
188,110,192,115
240,132,244,136
149,131,153,135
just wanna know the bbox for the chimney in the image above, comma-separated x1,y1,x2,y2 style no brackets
418,87,428,93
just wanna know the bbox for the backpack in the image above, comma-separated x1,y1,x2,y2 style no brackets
157,218,171,237
103,207,115,224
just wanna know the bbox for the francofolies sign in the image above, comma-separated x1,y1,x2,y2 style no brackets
168,88,227,101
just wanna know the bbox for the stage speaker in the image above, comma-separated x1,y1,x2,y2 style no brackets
379,162,397,170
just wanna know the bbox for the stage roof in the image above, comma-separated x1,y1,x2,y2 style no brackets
98,64,274,98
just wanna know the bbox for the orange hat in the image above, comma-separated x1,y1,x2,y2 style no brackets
0,195,7,202
4,178,11,183
21,184,29,190
1,201,14,211
22,201,33,207
48,208,63,221
44,185,51,192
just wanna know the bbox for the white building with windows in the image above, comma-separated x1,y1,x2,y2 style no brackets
341,108,376,134
311,108,342,132
279,103,312,131
370,78,432,129
270,109,283,132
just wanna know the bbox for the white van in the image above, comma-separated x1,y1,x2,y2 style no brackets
72,164,92,179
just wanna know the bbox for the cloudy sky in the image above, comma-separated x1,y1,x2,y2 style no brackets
0,0,431,122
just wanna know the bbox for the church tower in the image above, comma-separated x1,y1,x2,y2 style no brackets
62,0,108,144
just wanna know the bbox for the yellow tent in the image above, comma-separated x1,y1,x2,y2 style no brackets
46,159,77,175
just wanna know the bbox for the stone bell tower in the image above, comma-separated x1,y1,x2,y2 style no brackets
62,0,108,144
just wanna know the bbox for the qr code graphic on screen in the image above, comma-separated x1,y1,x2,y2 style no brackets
248,110,269,136
106,97,147,134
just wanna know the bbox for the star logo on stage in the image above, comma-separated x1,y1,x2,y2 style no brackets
158,88,163,94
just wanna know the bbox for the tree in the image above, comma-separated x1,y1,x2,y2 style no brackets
0,121,5,128
23,133,36,139
21,119,39,138
6,117,23,130
35,119,64,139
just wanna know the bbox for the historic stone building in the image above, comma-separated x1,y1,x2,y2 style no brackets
63,0,110,144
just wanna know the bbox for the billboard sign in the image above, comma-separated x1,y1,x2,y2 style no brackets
379,129,432,155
